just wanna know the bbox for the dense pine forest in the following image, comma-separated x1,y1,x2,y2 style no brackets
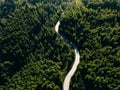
0,0,120,90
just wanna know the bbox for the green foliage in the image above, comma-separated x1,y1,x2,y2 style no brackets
60,0,120,89
6,59,61,90
0,0,74,89
0,0,120,90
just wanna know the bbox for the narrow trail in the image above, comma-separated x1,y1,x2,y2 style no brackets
55,21,80,90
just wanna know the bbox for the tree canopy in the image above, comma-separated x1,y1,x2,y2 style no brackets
0,0,120,90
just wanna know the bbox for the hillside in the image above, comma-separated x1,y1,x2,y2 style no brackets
0,0,120,90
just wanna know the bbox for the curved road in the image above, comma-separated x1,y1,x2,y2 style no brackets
55,21,80,90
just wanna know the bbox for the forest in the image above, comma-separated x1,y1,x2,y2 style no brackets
0,0,120,90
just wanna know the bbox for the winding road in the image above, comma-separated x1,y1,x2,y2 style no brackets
55,21,80,90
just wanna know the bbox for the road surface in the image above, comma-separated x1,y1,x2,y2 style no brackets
55,21,80,90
